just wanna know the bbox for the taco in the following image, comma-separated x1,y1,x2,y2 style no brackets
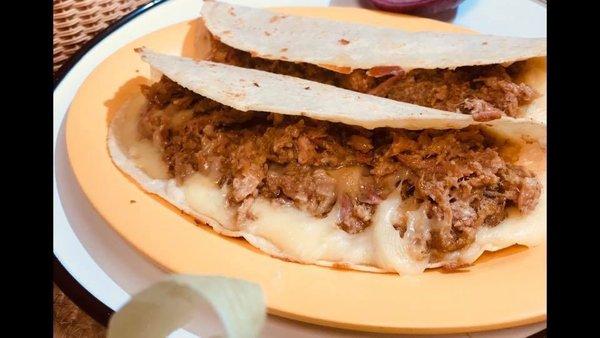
198,1,547,123
108,48,546,274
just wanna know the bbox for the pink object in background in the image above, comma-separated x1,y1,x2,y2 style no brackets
369,0,465,15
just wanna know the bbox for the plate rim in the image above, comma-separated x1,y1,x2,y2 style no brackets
53,0,169,327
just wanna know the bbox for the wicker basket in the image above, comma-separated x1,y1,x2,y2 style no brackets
53,0,151,73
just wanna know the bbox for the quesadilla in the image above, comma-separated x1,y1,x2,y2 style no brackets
108,48,546,274
197,1,547,123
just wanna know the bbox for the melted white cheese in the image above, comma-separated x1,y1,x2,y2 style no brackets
183,174,236,230
111,95,169,179
246,200,376,265
181,173,377,266
372,194,430,274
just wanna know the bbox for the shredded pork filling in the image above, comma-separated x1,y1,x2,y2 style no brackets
139,76,541,256
207,38,538,121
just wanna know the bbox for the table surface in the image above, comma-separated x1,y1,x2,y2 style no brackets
53,0,547,337
54,284,106,337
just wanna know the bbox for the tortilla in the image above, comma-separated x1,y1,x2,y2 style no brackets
108,48,546,275
198,1,547,123
200,1,546,70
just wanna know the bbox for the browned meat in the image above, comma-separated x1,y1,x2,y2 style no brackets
499,165,541,213
337,70,378,93
339,194,375,234
208,37,539,119
265,164,337,217
138,76,542,255
208,39,339,87
367,73,404,97
348,135,373,153
236,197,256,224
381,66,539,118
460,98,503,122
231,170,262,202
371,127,540,253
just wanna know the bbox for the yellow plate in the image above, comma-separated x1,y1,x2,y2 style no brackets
66,7,546,334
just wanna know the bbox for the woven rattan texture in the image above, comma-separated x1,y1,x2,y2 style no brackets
53,0,152,73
